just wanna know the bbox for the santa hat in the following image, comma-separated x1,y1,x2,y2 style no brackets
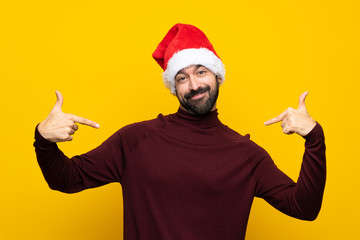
152,23,225,95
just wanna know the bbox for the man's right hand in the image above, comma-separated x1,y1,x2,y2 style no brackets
38,91,100,143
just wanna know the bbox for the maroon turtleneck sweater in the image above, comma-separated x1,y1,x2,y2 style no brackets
34,108,326,240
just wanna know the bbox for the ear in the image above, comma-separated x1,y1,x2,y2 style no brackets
216,75,222,84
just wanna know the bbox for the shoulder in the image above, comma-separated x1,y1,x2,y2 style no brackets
221,125,271,159
219,124,254,146
115,113,167,138
100,114,167,153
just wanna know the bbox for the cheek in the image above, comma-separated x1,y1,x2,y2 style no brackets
204,77,218,88
175,84,186,96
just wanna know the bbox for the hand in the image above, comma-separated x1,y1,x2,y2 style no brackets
38,91,100,142
264,91,316,137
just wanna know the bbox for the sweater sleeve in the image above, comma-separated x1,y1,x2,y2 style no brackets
33,125,125,193
253,123,326,220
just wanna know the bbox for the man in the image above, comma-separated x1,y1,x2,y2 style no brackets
34,23,326,240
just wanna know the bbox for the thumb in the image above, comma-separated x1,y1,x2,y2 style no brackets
298,91,309,110
51,90,63,112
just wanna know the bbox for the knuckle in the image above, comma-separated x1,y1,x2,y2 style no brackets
68,114,77,121
282,126,292,134
61,133,70,140
287,107,295,113
65,119,74,126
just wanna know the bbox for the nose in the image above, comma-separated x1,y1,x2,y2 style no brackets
188,75,200,91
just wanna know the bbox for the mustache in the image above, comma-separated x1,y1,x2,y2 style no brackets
184,85,211,99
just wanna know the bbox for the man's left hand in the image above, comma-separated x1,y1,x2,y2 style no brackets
264,91,316,137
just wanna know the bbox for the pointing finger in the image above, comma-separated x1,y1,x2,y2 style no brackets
298,91,309,110
71,114,100,129
264,110,287,126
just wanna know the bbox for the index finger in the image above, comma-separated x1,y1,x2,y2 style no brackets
264,110,287,126
71,115,100,129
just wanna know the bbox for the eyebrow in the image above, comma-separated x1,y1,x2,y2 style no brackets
176,64,203,75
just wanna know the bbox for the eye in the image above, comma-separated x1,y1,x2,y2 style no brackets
176,76,186,82
198,70,207,75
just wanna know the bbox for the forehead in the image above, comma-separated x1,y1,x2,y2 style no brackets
176,65,207,75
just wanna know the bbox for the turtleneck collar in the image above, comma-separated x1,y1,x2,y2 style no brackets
172,107,222,129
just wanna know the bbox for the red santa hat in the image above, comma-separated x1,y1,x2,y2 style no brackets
152,23,225,94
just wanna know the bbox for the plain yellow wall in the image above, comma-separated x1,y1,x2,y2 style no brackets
1,0,359,239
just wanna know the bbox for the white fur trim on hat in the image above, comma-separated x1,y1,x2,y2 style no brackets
162,48,225,95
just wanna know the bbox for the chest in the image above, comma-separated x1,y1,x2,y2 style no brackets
121,134,254,197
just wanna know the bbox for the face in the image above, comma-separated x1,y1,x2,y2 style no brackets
175,65,221,116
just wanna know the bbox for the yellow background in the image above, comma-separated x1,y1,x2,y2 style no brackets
1,0,359,239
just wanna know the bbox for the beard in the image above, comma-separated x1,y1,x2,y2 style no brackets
176,80,219,116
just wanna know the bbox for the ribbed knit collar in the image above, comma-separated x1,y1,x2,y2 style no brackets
173,108,222,129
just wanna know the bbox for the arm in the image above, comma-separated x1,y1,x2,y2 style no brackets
255,92,326,220
34,126,124,193
253,123,326,220
34,91,123,193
